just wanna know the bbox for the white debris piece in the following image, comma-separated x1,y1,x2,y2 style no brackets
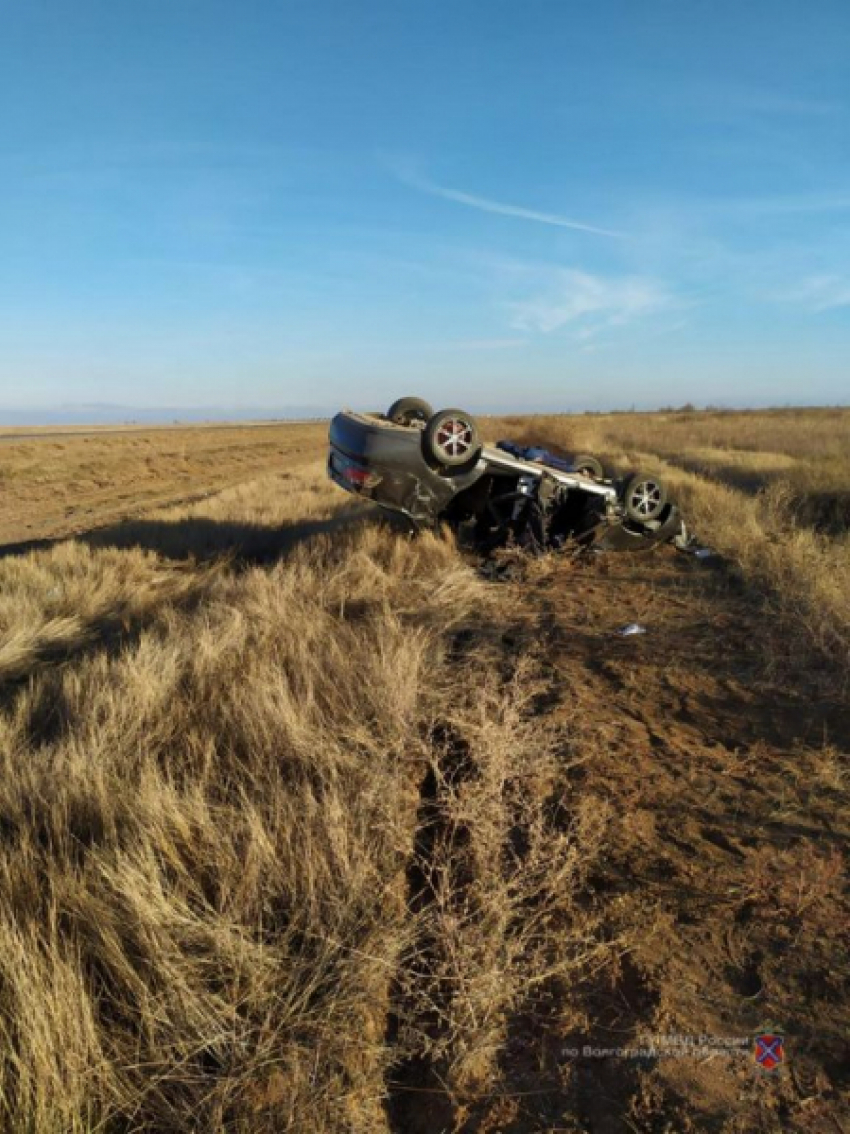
617,622,647,637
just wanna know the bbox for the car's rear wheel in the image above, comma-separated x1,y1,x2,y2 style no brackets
386,396,433,427
621,471,668,523
423,408,482,468
573,453,605,479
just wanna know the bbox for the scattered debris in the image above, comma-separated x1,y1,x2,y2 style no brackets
617,622,648,637
672,527,718,561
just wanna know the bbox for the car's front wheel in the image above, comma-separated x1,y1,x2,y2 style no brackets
386,396,433,427
423,408,482,468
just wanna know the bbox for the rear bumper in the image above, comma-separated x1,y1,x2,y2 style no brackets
327,449,381,497
328,411,485,525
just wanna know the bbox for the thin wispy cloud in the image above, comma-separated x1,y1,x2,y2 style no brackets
389,161,624,237
508,269,671,337
780,275,850,312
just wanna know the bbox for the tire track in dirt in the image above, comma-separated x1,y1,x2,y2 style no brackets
383,722,476,1134
379,607,667,1133
379,542,849,1132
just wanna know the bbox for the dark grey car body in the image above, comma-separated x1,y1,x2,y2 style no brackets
328,409,686,552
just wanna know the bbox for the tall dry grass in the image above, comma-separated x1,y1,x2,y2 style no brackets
497,406,850,460
0,465,607,1132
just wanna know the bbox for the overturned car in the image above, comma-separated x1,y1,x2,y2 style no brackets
328,396,689,553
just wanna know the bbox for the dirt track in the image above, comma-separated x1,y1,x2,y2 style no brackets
389,544,849,1132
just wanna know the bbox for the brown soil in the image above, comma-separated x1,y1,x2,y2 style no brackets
388,545,849,1133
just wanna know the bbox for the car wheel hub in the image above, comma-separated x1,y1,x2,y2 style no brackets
435,419,473,458
629,481,662,517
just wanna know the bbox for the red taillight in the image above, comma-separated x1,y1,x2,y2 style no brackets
343,464,380,488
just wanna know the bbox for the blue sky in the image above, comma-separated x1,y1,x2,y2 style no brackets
1,0,848,419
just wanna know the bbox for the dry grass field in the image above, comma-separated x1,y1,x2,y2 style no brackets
0,410,847,1133
0,422,327,548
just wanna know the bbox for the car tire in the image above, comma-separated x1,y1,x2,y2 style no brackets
386,396,434,427
621,471,668,523
573,453,605,479
423,408,482,468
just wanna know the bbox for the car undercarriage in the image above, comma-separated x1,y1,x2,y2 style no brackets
328,397,691,555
